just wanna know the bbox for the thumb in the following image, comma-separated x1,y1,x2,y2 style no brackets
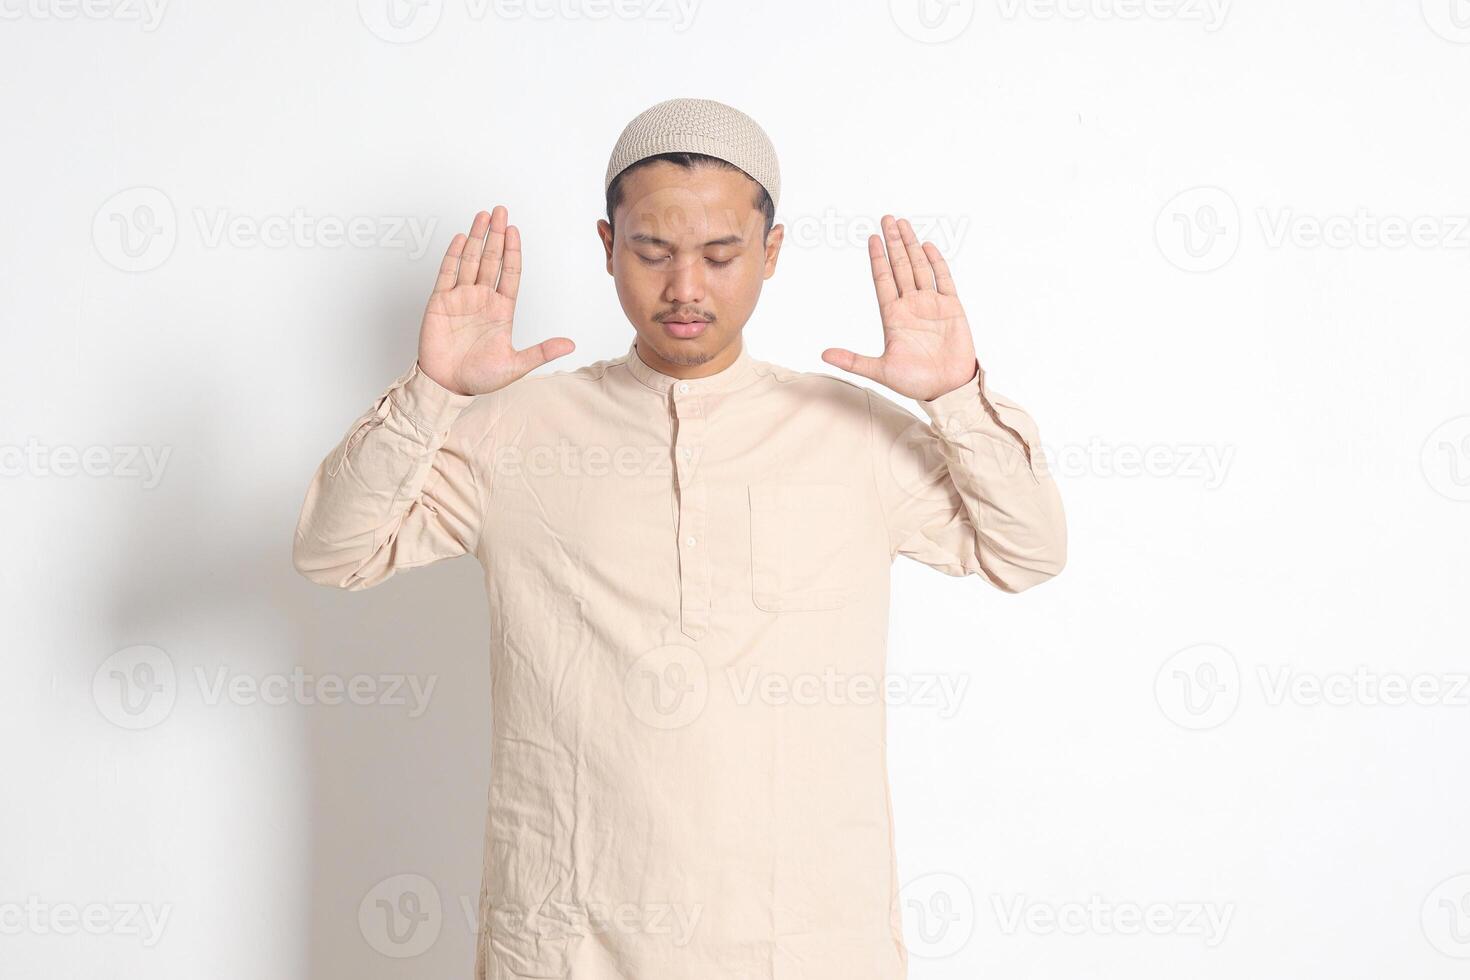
509,337,576,380
822,347,884,383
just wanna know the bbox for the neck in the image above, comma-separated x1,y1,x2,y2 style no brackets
635,334,743,380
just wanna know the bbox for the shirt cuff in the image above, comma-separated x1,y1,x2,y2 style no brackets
917,359,987,434
917,360,1038,472
389,362,478,435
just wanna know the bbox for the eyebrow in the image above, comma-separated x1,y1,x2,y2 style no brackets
627,232,744,248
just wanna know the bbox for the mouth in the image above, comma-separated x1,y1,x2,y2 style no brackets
660,318,710,340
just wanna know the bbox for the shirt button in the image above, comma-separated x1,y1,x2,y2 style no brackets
677,382,690,394
685,536,697,547
680,447,692,458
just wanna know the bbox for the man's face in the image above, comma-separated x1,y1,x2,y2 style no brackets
598,160,783,371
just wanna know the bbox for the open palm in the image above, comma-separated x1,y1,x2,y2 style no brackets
822,214,978,402
418,206,574,396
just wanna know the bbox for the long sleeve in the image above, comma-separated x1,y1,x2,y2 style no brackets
292,361,486,590
865,360,1066,592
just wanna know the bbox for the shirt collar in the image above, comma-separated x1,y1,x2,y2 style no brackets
624,336,757,395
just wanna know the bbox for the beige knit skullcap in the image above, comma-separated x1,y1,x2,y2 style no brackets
604,97,781,211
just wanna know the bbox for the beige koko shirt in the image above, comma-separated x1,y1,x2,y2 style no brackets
293,336,1066,980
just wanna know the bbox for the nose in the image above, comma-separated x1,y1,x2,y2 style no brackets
662,252,705,306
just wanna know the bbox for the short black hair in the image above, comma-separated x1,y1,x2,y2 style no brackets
605,152,776,241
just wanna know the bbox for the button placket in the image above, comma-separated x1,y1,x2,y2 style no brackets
671,386,710,641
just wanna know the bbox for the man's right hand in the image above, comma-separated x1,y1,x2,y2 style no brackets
417,206,575,396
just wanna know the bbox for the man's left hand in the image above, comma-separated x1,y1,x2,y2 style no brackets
822,214,979,402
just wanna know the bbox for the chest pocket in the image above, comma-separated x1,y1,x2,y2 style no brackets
747,482,860,612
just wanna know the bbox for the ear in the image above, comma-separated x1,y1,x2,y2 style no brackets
763,223,784,280
596,218,615,274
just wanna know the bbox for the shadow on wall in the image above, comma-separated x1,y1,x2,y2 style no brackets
103,331,494,978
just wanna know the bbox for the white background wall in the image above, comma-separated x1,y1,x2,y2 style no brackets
3,0,1469,977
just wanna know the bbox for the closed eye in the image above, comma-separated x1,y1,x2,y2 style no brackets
636,253,736,268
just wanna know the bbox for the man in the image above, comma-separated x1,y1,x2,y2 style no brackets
293,97,1066,980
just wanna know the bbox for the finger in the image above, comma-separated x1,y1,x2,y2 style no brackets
458,210,491,288
821,347,884,383
923,241,958,296
477,205,508,288
868,235,899,307
496,224,522,300
881,215,917,294
434,233,467,293
510,337,576,379
898,218,934,290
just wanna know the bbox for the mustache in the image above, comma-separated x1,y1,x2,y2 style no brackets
657,311,714,322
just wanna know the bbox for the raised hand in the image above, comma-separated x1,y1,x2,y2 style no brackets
417,207,575,396
821,214,979,402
